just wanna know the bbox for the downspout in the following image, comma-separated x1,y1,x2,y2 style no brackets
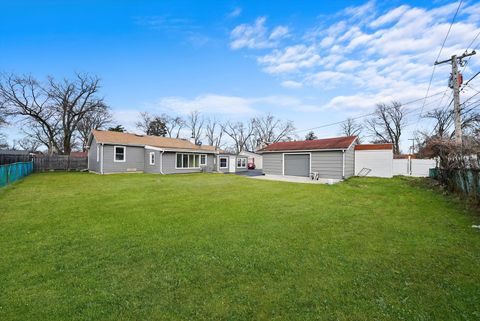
100,143,104,174
160,150,165,174
342,149,345,179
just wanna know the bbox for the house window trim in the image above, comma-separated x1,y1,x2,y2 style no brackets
200,154,207,166
175,153,204,169
237,157,247,168
113,146,126,163
149,152,155,165
219,157,228,169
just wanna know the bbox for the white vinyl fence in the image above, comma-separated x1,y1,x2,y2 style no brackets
393,158,437,177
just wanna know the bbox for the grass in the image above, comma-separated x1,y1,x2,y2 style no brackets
0,172,479,321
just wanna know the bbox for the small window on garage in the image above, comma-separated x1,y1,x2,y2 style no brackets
219,157,228,168
114,146,126,162
149,152,155,165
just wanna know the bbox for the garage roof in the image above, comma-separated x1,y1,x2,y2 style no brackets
259,136,357,152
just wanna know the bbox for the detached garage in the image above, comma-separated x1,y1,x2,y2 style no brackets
258,136,358,180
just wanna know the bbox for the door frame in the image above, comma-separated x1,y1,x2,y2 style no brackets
282,152,312,176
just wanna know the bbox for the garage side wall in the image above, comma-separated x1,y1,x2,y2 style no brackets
344,147,355,178
355,150,393,178
311,151,344,179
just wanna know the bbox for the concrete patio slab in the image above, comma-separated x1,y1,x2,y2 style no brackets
248,174,341,184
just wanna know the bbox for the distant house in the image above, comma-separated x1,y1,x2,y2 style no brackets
257,136,358,179
239,150,263,169
87,130,232,174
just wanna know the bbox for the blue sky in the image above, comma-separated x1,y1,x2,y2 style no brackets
1,0,480,150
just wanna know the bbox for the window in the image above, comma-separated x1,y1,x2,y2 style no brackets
114,146,126,162
176,153,204,169
237,157,247,168
96,145,100,162
200,154,207,166
219,157,228,168
149,152,155,165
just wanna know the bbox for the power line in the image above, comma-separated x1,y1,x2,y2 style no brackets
417,0,464,125
293,91,445,134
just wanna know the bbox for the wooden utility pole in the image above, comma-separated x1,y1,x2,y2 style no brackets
434,50,476,145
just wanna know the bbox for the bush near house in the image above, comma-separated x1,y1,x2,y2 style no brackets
0,173,479,321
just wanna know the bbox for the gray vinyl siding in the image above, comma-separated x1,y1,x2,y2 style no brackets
144,149,160,173
262,150,347,179
88,137,100,172
311,151,343,179
162,152,214,174
102,145,145,173
262,153,283,175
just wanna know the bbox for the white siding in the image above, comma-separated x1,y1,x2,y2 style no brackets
355,150,393,178
393,159,436,177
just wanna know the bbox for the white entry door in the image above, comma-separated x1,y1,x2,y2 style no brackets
229,156,236,173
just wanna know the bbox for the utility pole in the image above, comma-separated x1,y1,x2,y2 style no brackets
408,138,415,154
434,50,476,145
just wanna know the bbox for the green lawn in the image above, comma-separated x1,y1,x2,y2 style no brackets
0,173,479,321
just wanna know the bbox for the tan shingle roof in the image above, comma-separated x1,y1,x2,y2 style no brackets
91,130,217,152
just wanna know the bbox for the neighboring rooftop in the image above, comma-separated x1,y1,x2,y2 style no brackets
0,149,30,155
90,130,218,152
258,136,357,152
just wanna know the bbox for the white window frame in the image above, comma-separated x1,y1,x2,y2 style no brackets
175,153,202,169
200,154,207,166
219,157,228,169
96,145,100,162
149,152,155,165
113,146,126,162
237,157,247,168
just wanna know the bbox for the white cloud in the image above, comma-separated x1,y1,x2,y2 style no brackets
147,93,324,116
230,16,289,49
257,44,320,73
281,80,303,89
227,7,242,18
230,1,480,112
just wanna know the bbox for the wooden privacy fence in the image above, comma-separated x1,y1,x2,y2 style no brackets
0,161,34,187
33,156,88,171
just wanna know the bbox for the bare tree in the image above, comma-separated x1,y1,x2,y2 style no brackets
14,137,41,152
339,118,363,141
222,120,255,153
0,73,108,155
188,110,204,144
252,114,295,147
365,101,405,154
77,103,111,151
163,114,185,138
135,112,167,137
205,118,223,149
108,124,125,132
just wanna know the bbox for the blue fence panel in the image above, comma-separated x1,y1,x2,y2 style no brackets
0,161,33,187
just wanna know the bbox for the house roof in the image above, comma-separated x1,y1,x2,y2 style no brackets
355,144,393,150
258,136,357,152
90,130,218,153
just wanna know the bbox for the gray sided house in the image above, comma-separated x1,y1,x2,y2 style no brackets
258,136,358,180
87,130,219,174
